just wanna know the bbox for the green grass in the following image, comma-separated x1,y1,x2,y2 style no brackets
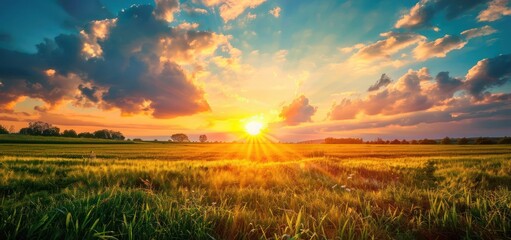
1,143,511,239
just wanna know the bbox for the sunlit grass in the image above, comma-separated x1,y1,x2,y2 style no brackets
1,143,511,239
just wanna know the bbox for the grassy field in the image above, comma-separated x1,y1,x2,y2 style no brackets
1,142,511,239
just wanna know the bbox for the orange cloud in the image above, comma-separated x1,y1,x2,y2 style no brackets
280,95,317,125
478,0,511,22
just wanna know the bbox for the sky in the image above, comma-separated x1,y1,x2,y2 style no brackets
0,0,511,142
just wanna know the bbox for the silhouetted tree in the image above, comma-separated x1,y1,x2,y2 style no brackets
171,133,190,142
498,137,511,144
133,138,143,142
457,137,469,144
62,129,78,138
8,125,15,133
325,137,364,144
419,138,436,144
390,139,401,144
42,127,60,136
441,137,451,144
199,134,208,143
0,124,8,134
78,132,95,138
93,129,125,140
19,121,59,136
475,137,494,145
401,139,409,144
411,140,418,144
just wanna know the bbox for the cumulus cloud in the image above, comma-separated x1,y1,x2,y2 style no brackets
0,4,238,118
368,74,392,92
464,53,511,98
413,26,496,61
329,54,511,122
154,0,180,22
478,0,511,21
461,25,497,39
413,35,467,60
57,0,113,25
330,68,434,120
269,7,281,18
351,32,426,61
395,0,490,29
280,95,317,125
202,0,266,22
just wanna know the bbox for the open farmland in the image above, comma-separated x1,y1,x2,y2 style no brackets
1,142,511,239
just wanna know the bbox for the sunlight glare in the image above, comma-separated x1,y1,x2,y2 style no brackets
245,121,264,136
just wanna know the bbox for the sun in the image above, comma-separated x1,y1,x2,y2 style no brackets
245,120,264,136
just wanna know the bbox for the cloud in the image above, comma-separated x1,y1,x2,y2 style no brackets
413,26,496,61
0,4,239,118
413,35,467,60
368,74,392,92
269,7,281,18
395,0,490,29
0,32,11,43
478,0,511,21
352,32,426,61
273,49,288,63
461,25,497,39
329,54,511,122
280,95,317,125
57,0,113,24
202,0,266,22
154,0,180,22
464,53,511,98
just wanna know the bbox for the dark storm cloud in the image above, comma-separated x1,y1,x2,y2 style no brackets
56,0,112,23
368,74,392,92
0,32,12,43
433,71,463,100
0,4,223,118
465,53,511,98
396,0,491,29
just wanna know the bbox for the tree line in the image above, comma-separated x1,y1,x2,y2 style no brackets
0,121,125,140
324,137,511,145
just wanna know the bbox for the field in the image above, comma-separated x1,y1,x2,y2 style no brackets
1,141,511,239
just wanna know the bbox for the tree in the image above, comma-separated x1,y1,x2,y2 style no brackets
42,127,60,136
0,124,9,134
475,137,494,145
78,132,95,138
498,137,511,144
390,139,401,144
93,129,125,140
8,125,15,133
457,137,469,144
199,134,208,143
19,121,59,136
419,138,436,144
62,129,78,138
171,133,190,142
441,137,451,144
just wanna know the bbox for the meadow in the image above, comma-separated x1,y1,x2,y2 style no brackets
1,141,511,239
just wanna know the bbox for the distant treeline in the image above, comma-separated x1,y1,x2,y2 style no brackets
324,137,511,145
1,121,125,140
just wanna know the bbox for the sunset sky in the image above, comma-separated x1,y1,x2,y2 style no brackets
1,0,511,141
